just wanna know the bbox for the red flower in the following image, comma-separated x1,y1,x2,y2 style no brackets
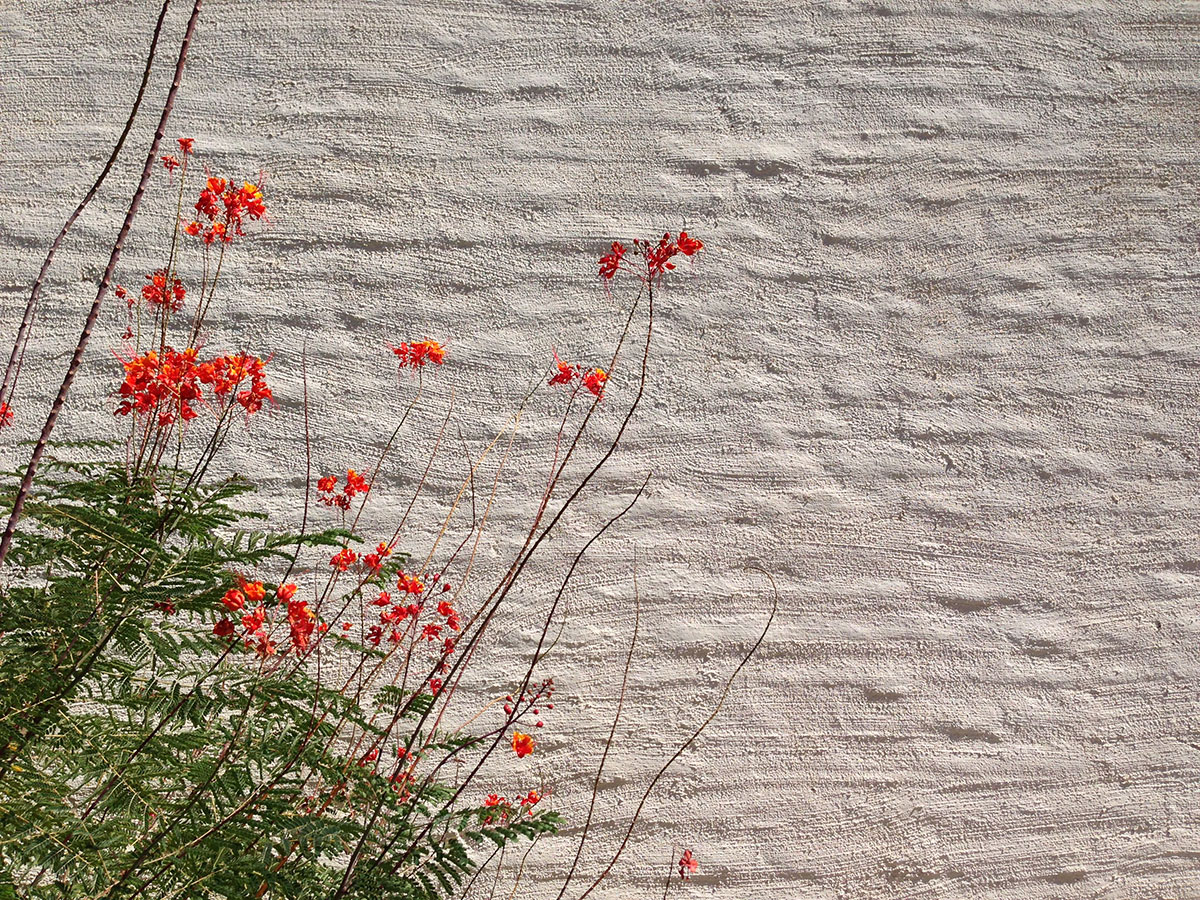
548,350,579,386
197,353,272,416
213,619,236,638
676,231,704,256
679,849,699,880
644,233,681,278
241,606,265,633
177,137,194,155
598,241,625,280
344,469,369,497
520,790,542,810
251,633,276,658
581,367,607,399
390,340,445,369
140,269,186,311
429,677,443,695
161,155,180,174
511,731,535,758
188,176,266,244
437,600,455,619
287,597,316,652
421,623,442,642
221,589,245,613
276,583,298,603
0,402,12,429
397,572,424,595
318,469,370,509
330,548,358,571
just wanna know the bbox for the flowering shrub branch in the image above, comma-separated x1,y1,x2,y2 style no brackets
0,11,771,899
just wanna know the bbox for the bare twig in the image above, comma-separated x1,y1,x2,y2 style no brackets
573,576,777,900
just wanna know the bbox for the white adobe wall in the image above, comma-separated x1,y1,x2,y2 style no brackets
1,2,1198,898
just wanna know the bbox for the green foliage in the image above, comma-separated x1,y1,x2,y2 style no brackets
0,452,557,899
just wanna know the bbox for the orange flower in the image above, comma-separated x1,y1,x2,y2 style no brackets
344,469,369,497
390,339,445,369
330,548,358,571
221,589,245,612
511,731,535,758
241,580,266,603
397,572,425,595
582,367,607,398
276,583,298,603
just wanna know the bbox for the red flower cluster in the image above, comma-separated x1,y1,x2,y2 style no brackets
141,269,186,312
481,789,543,824
396,571,425,596
362,571,461,650
548,350,579,386
185,177,266,245
329,548,358,572
0,402,12,429
115,348,272,427
161,138,194,177
598,231,703,281
548,352,606,398
116,347,203,426
214,580,312,656
390,339,445,370
286,596,316,652
197,354,273,414
436,598,461,632
642,231,703,279
318,468,370,510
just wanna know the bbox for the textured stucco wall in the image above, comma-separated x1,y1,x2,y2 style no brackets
2,1,1200,897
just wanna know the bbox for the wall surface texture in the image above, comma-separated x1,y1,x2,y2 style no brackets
1,1,1199,898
